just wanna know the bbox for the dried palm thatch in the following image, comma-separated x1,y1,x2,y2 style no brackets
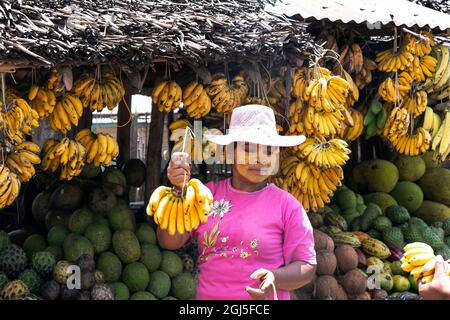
0,0,318,69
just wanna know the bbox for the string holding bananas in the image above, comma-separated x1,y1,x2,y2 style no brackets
71,73,125,112
206,73,248,113
146,179,213,235
340,108,364,142
152,80,182,113
0,165,21,209
28,86,57,118
376,47,414,73
182,82,212,119
2,99,39,145
390,127,431,156
272,154,344,212
401,242,450,285
5,141,41,183
431,111,450,163
400,90,427,118
75,129,119,167
294,137,351,169
41,138,86,181
48,94,83,134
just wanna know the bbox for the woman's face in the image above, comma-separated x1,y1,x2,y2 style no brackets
233,142,280,184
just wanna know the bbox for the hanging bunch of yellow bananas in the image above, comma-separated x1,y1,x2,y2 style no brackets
425,45,450,98
5,142,41,182
291,68,307,98
206,74,248,113
28,86,57,118
71,73,125,111
272,154,344,212
182,82,212,119
400,90,427,118
423,107,442,140
339,108,365,142
75,129,119,167
376,47,414,72
48,93,83,134
46,67,65,93
382,106,411,139
401,242,450,285
0,165,21,209
431,111,450,162
405,32,435,57
41,138,86,180
146,178,213,235
151,81,182,113
390,127,431,156
294,137,351,169
340,69,360,107
303,74,349,113
378,72,413,103
408,55,438,82
1,99,39,145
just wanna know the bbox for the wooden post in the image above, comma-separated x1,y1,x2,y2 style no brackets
144,103,165,203
117,84,133,166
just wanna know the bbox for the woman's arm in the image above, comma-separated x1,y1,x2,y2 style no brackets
157,227,190,250
272,261,316,291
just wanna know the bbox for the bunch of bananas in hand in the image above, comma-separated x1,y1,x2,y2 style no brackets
376,48,414,72
273,154,344,212
304,107,345,137
0,165,21,209
28,86,57,118
42,138,86,180
5,142,41,182
400,90,427,118
378,72,413,103
182,82,212,119
390,127,431,156
48,94,83,134
431,111,450,162
405,32,434,57
340,108,364,141
295,137,351,169
151,81,182,113
71,73,125,111
146,179,213,235
423,107,442,140
206,74,248,113
75,129,119,167
401,242,450,285
2,99,39,145
408,55,437,82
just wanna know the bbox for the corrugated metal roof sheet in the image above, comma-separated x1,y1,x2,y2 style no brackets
266,0,450,31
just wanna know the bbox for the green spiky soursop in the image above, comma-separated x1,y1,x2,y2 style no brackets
160,251,183,278
403,218,427,243
421,227,444,251
47,226,69,247
23,234,47,260
0,244,27,277
390,182,423,212
112,230,141,264
96,252,122,282
0,231,10,252
385,206,410,225
68,208,94,234
140,244,162,273
112,282,130,300
148,271,171,299
341,209,361,226
84,223,112,254
367,229,382,240
360,203,382,231
431,227,445,242
372,216,393,232
108,200,136,231
443,218,450,236
122,262,149,293
32,252,56,277
171,272,196,300
135,223,156,245
18,269,42,293
382,227,405,249
63,234,95,262
436,245,450,260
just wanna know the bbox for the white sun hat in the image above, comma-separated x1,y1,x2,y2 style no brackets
204,104,305,147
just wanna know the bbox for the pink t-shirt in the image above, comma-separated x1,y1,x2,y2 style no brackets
191,178,317,300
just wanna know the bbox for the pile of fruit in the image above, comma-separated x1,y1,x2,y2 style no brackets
0,160,197,300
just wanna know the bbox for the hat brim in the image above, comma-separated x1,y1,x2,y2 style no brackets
204,132,306,147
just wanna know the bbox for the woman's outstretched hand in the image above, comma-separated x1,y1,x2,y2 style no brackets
419,255,450,300
167,152,191,190
246,268,276,300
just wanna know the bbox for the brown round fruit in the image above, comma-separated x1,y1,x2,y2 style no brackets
314,275,340,300
314,230,334,252
339,269,367,295
335,245,359,273
316,250,337,276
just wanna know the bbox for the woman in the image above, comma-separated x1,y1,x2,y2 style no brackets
157,104,317,300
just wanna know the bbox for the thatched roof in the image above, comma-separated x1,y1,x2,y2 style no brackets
0,0,318,70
